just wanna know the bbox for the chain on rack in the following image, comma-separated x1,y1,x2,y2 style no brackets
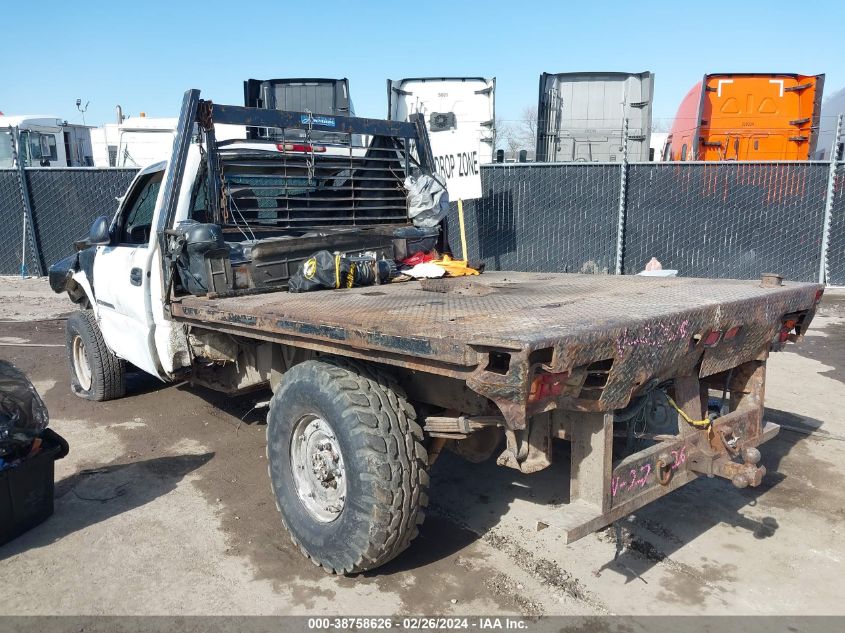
303,109,315,184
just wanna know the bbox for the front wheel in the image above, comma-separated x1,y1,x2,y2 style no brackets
66,310,126,401
266,358,428,574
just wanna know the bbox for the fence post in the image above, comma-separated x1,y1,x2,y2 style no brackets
614,118,629,274
819,114,843,284
10,126,44,277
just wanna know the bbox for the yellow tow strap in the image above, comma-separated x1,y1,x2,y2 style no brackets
334,254,341,289
430,254,480,277
666,394,712,429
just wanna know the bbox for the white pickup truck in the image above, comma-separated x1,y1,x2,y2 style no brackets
49,90,823,575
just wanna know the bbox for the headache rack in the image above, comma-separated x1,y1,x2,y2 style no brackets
213,140,411,230
159,89,436,236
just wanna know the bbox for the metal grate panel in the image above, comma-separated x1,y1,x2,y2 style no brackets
218,142,410,230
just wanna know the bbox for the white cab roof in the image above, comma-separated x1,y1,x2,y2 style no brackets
0,115,63,128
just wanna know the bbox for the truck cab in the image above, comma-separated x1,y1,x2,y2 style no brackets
388,77,495,198
0,116,64,167
50,90,432,384
0,115,93,168
665,73,825,161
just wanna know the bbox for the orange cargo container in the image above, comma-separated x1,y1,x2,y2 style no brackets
664,73,825,161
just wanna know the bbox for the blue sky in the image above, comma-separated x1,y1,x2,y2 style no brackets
1,0,842,127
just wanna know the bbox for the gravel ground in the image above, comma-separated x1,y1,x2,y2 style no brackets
1,278,843,616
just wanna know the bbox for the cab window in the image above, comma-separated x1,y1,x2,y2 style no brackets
41,135,58,161
118,170,164,245
681,144,688,161
23,132,58,164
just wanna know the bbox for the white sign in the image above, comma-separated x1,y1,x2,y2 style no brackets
428,130,483,200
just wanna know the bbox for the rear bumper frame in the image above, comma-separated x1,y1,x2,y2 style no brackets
537,360,779,543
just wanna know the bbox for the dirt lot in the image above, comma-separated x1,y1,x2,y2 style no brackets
1,277,844,616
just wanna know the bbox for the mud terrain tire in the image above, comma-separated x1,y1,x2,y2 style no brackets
66,310,126,401
266,358,428,574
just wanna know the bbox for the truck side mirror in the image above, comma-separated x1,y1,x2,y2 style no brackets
87,215,112,246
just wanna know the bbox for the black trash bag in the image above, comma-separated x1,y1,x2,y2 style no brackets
0,361,49,459
289,250,396,293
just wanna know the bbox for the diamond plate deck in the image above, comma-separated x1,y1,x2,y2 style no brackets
172,272,820,369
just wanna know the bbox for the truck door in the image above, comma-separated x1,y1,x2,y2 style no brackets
92,167,164,377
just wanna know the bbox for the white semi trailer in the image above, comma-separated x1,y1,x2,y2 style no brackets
388,77,495,199
536,71,654,163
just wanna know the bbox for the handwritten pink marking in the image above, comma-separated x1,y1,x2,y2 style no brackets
611,463,654,497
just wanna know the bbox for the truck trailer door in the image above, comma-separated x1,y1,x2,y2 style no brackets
92,168,164,377
388,77,495,160
388,77,495,198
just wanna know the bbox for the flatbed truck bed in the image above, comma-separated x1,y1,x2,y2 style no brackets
171,271,820,422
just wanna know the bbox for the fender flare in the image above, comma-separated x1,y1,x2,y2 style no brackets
68,269,98,318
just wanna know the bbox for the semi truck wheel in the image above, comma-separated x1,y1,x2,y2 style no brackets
65,310,126,401
266,358,428,574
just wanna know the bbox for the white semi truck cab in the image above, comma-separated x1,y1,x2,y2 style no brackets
0,115,93,168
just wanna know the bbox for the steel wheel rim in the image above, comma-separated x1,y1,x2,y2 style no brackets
289,414,346,523
72,335,92,391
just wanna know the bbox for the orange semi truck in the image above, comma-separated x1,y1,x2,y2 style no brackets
664,73,825,161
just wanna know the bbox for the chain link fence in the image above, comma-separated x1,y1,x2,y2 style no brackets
624,162,830,281
25,169,139,271
0,168,138,275
446,163,621,274
447,161,839,283
1,162,844,285
0,170,36,276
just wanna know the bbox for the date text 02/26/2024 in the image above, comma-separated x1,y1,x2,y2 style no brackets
307,617,529,630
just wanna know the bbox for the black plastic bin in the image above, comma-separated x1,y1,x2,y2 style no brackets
0,428,69,546
392,226,440,261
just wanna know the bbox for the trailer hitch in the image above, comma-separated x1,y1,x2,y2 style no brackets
717,447,766,489
688,421,776,488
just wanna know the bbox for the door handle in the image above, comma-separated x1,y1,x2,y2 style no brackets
130,267,143,286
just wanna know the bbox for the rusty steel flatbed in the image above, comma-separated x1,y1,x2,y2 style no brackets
171,272,821,429
172,272,818,360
